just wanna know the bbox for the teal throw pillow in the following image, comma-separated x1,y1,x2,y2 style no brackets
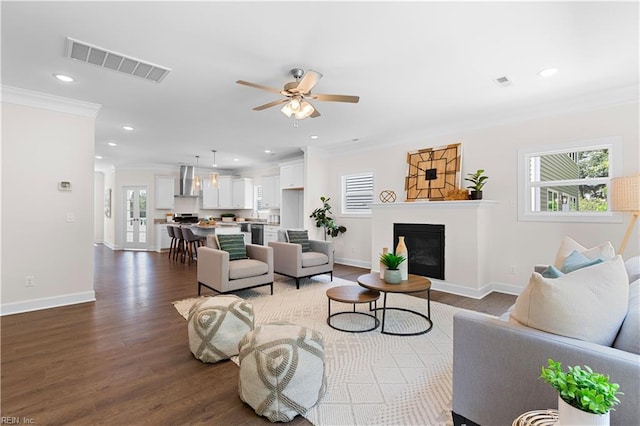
541,265,565,278
561,250,603,274
287,230,311,253
216,234,247,260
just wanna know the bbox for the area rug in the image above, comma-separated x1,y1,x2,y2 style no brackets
174,276,475,426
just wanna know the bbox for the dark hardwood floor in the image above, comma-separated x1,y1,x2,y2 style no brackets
1,245,515,424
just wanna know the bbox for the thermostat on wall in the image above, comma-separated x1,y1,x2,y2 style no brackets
58,181,71,191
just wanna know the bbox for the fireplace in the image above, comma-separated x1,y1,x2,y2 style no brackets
394,223,445,280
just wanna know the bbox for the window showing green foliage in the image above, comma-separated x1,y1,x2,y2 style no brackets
518,137,621,222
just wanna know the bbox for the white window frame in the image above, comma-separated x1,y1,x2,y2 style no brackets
341,172,374,216
517,136,623,223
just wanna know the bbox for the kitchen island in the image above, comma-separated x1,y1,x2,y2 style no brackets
155,222,247,253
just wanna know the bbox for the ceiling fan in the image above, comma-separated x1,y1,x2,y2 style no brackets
236,68,359,121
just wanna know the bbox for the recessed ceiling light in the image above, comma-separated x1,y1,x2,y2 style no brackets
264,150,271,153
95,155,103,159
310,135,319,140
538,68,558,78
107,142,117,146
233,158,239,162
122,125,134,131
53,73,74,82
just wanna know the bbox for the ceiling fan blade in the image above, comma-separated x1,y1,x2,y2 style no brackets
236,80,283,95
311,93,360,103
253,98,288,111
294,70,323,94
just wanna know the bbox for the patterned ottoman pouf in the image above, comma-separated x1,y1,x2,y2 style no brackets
187,295,254,363
238,322,326,422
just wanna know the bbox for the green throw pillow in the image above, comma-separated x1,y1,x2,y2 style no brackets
287,230,311,253
216,234,247,260
561,250,603,274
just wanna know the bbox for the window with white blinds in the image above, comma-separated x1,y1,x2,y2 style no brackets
255,185,265,211
342,172,374,214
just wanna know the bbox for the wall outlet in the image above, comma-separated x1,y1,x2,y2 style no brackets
25,275,35,287
509,265,517,275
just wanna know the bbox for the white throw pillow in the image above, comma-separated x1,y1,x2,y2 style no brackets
553,236,615,269
510,255,629,346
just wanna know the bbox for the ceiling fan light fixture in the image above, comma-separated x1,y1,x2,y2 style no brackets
281,104,293,117
289,98,301,112
301,101,314,116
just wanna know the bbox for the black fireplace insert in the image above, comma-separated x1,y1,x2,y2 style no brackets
393,223,445,280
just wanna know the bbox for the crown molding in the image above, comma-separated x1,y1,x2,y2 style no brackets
1,85,101,118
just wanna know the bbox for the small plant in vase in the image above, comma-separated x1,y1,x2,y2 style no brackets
465,169,488,200
540,358,622,425
379,252,406,284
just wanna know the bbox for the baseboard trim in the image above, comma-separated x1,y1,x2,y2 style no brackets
0,291,96,316
349,271,520,299
335,257,371,269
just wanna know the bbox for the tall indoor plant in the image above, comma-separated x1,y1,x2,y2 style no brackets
309,196,347,240
540,358,622,426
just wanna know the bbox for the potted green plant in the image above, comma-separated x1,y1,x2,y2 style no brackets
379,252,406,284
309,196,347,240
540,358,622,425
464,169,488,200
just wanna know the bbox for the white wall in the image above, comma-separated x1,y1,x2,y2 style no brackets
1,88,100,314
326,102,639,292
94,171,105,243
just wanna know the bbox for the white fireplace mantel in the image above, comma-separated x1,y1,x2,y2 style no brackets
370,200,499,298
370,200,499,209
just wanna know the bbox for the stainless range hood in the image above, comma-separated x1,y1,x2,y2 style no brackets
176,165,199,197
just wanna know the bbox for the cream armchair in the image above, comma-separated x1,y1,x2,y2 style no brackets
268,230,333,289
197,238,274,296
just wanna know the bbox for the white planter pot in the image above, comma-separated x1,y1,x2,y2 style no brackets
557,396,610,426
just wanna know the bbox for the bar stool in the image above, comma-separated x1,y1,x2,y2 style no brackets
167,225,177,260
182,227,206,265
173,226,186,263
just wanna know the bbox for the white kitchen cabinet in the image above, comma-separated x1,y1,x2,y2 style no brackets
264,225,280,245
280,161,304,189
201,178,219,209
155,224,172,252
155,176,175,209
232,178,253,209
262,175,280,208
217,176,233,208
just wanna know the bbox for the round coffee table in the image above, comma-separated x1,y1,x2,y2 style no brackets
357,273,432,336
326,286,381,333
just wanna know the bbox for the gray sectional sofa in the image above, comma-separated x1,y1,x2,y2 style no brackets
452,256,639,426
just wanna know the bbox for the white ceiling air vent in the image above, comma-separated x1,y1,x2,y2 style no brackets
65,37,171,83
494,76,512,87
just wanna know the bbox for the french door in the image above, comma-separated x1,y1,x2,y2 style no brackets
123,186,148,250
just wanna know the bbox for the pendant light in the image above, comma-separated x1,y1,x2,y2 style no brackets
210,150,219,188
194,155,201,190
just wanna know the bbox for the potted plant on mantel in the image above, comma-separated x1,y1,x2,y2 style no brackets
540,358,622,426
379,252,406,284
465,169,488,200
